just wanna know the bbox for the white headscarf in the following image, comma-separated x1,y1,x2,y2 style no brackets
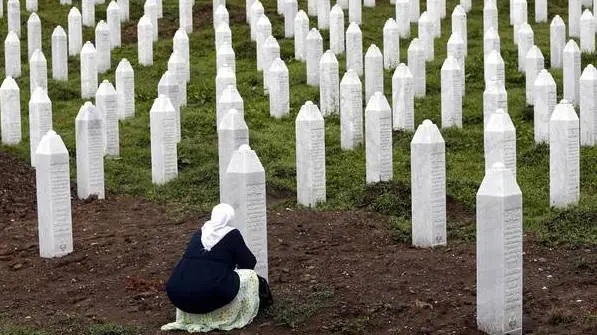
201,203,236,251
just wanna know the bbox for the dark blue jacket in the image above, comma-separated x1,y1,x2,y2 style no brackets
166,229,257,314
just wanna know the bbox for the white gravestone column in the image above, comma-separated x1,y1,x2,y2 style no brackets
262,36,280,95
216,66,236,103
476,162,523,335
396,0,410,38
484,109,517,178
338,0,348,9
29,49,48,94
246,0,254,23
536,0,547,23
564,40,581,105
217,85,244,128
441,57,462,129
307,0,317,16
214,5,229,29
320,50,340,116
215,23,232,56
107,1,121,49
484,27,500,56
158,71,181,142
460,0,470,12
82,0,95,28
52,26,68,81
68,8,83,56
174,29,190,83
340,69,363,150
179,0,193,33
483,0,498,34
269,58,289,119
346,23,363,76
217,44,236,73
296,101,326,207
81,42,98,98
512,0,527,45
580,10,595,53
408,38,426,97
294,10,309,61
428,0,441,37
169,52,187,107
150,95,178,185
7,0,21,37
116,59,135,119
452,5,467,55
330,5,344,55
255,15,272,71
550,101,580,208
365,44,383,102
26,0,36,12
418,12,434,62
306,28,323,86
581,65,597,145
534,70,557,144
95,21,111,73
0,77,21,145
27,13,42,60
365,92,393,183
570,0,582,38
29,88,52,167
119,0,130,22
447,33,465,97
96,80,119,157
525,46,544,105
285,0,297,38
411,119,446,248
222,144,268,280
392,63,414,131
35,130,74,258
383,18,400,70
5,32,21,78
517,23,534,72
550,16,566,69
218,109,249,195
76,102,105,199
138,16,154,66
484,50,505,89
250,1,264,41
349,0,361,25
483,77,508,130
409,0,419,22
318,0,330,30
144,0,158,42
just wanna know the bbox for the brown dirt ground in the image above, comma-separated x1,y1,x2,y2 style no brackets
0,151,596,335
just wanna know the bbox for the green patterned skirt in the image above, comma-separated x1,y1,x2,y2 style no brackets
161,269,260,333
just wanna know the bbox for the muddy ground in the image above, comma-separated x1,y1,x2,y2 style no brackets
0,151,596,334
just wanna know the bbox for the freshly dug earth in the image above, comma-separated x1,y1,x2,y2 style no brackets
0,151,596,335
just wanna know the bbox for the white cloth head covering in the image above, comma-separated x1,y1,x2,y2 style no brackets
201,203,236,251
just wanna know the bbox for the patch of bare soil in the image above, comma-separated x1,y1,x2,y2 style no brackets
0,151,595,334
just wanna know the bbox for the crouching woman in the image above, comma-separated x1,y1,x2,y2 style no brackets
161,203,272,332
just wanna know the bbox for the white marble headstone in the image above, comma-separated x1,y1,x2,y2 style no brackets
564,40,581,105
525,46,544,105
580,9,595,53
221,144,268,280
217,44,236,73
517,23,534,73
396,0,410,38
0,77,21,145
68,7,83,56
483,77,508,130
35,130,74,258
284,0,298,38
269,58,289,119
174,29,190,83
365,92,393,183
215,22,232,57
96,80,119,157
550,100,580,208
29,49,48,94
330,5,344,55
365,44,383,102
392,63,414,131
418,12,435,62
179,0,193,33
535,0,547,23
26,0,36,12
533,70,557,144
82,0,95,28
349,0,361,25
116,59,135,119
4,32,21,78
296,101,326,207
216,66,236,104
255,15,272,71
138,15,154,66
294,10,309,61
107,1,122,49
144,0,158,41
512,0,527,45
168,51,187,106
250,1,264,41
411,119,446,248
217,85,244,128
483,27,500,56
484,50,505,89
320,50,340,116
119,0,130,22
214,5,229,29
580,65,597,146
158,71,181,142
262,36,280,95
570,0,582,38
150,95,178,185
550,15,566,69
408,38,426,97
218,109,249,196
441,56,462,129
447,33,465,96
51,26,68,81
317,0,330,30
29,87,52,167
27,13,41,60
476,162,523,335
95,21,111,73
7,0,20,37
383,18,400,70
346,23,363,76
452,5,467,55
409,0,419,22
76,101,105,200
306,28,323,86
340,69,363,150
81,42,98,98
483,0,498,34
484,109,517,178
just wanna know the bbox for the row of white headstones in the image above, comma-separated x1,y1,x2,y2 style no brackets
0,0,593,332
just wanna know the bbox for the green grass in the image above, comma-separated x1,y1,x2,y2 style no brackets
2,0,597,247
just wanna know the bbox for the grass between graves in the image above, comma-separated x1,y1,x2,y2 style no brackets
2,0,597,250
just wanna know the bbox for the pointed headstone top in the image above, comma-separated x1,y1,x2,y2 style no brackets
581,9,594,20
264,35,279,48
412,119,444,144
96,80,116,96
297,101,324,121
321,49,338,63
6,31,19,42
52,26,67,37
408,38,422,51
526,45,543,59
307,28,323,40
107,1,120,11
31,87,50,103
220,85,242,102
477,161,521,197
117,58,133,71
442,56,460,70
76,101,102,121
81,41,96,54
215,4,228,15
581,64,597,80
296,9,308,21
1,76,18,90
138,15,152,27
453,5,466,16
227,144,265,174
151,94,176,113
486,50,504,64
96,20,109,31
341,68,361,84
419,11,431,23
30,49,47,63
486,109,515,132
256,14,271,27
519,23,533,35
159,70,178,86
551,15,565,27
216,21,231,33
365,44,382,57
384,18,398,30
36,130,69,156
331,4,343,15
535,69,556,86
366,92,391,111
564,39,580,52
347,22,361,33
251,0,264,12
174,28,189,41
552,101,579,121
68,7,81,17
394,63,413,78
220,109,248,131
28,12,41,23
270,57,287,71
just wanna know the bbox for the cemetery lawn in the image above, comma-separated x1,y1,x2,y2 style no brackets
1,0,597,334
